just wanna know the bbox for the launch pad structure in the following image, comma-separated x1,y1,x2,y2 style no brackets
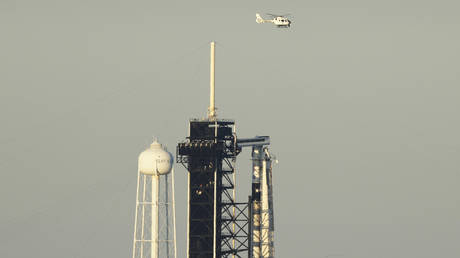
177,119,249,257
177,42,276,258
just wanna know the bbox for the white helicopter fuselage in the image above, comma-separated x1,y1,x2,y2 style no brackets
272,16,290,26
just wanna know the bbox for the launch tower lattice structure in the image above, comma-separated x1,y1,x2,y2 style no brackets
177,119,249,258
176,41,276,258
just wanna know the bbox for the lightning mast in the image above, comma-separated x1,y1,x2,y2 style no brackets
208,41,216,120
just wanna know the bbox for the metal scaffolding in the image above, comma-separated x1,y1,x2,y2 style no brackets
177,120,249,258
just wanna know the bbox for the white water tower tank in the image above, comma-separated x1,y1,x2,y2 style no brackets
138,140,173,175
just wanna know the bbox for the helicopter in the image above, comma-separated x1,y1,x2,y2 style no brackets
256,13,292,28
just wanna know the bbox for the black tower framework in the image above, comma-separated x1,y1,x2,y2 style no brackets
177,119,249,258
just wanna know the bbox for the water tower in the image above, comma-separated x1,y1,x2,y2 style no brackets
132,139,177,258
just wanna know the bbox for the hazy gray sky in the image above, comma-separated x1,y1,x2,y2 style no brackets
1,0,459,257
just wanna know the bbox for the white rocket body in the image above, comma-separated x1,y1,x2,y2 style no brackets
251,146,276,258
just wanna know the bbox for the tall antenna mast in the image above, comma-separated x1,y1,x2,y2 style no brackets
208,41,217,120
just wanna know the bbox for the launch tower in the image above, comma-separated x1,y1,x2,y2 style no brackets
177,42,249,257
177,42,275,258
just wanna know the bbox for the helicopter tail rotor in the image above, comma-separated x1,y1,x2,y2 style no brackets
256,13,265,23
